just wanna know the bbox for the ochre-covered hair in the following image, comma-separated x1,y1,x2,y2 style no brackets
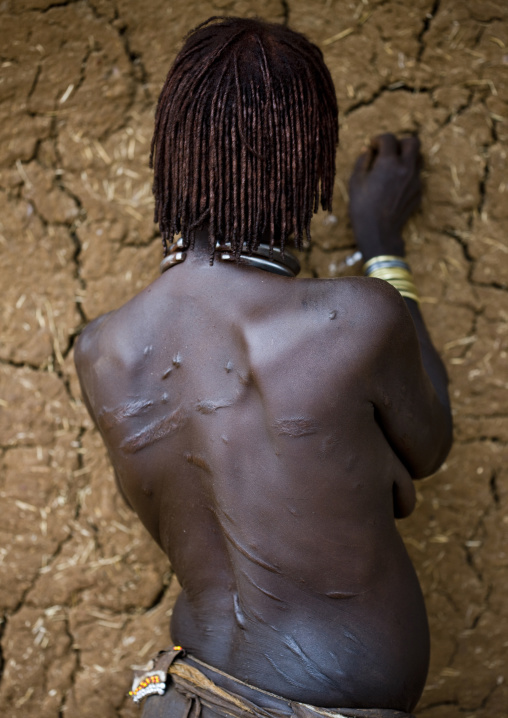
150,16,338,260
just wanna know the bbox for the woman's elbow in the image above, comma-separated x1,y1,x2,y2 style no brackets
412,411,453,479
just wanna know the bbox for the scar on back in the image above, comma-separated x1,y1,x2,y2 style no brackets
185,453,212,473
196,397,235,414
99,399,154,430
120,407,185,454
274,417,319,438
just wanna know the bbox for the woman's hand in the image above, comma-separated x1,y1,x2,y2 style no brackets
348,133,423,261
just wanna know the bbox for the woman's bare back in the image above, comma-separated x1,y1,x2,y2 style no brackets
75,257,444,710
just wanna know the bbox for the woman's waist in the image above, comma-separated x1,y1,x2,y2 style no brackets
170,631,428,711
141,649,415,717
171,580,429,709
175,653,416,717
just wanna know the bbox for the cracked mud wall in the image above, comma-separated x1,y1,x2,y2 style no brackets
0,1,507,716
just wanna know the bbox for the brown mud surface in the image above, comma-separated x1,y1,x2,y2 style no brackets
0,1,507,716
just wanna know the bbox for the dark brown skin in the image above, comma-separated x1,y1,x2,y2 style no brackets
75,134,452,712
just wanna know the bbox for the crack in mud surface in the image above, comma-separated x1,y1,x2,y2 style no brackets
1,0,507,716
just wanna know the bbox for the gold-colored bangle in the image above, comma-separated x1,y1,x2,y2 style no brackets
378,277,414,286
367,267,413,280
386,281,418,292
387,282,420,303
386,278,420,296
363,255,409,273
365,261,420,304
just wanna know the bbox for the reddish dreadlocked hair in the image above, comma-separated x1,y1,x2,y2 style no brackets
150,16,338,260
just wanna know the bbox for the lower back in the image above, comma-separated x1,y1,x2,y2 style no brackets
170,547,429,712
